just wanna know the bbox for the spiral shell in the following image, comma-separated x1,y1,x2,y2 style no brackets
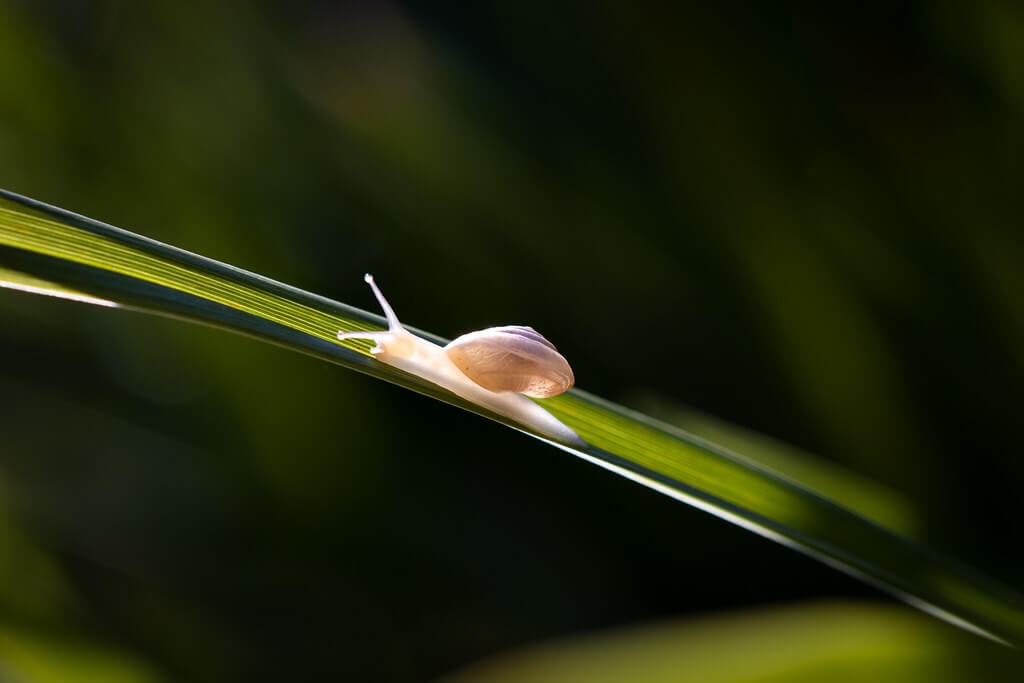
338,275,582,444
445,325,574,398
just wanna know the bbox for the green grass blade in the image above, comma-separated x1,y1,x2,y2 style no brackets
2,187,1023,646
631,399,919,539
0,265,119,308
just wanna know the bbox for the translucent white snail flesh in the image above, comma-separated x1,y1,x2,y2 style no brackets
337,274,583,445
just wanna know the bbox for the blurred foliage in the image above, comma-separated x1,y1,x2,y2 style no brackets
440,602,1021,683
2,1,1024,680
0,622,162,683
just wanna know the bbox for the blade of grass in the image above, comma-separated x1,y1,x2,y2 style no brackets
1,187,1023,645
629,397,919,539
0,265,118,308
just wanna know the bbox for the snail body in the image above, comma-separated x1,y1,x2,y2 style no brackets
337,274,581,445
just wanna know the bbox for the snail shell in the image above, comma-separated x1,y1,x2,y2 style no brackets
445,326,574,398
337,274,582,444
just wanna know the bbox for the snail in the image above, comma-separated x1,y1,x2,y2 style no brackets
337,274,582,445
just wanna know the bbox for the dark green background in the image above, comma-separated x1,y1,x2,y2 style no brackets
1,2,1023,680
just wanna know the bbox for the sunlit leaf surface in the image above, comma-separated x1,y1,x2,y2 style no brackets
2,187,1023,645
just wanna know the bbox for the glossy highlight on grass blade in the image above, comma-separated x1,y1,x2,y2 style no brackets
0,265,119,308
1,187,1024,646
